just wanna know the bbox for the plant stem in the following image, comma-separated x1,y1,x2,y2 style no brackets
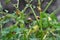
22,4,29,13
30,5,40,26
51,7,60,14
17,0,19,9
43,0,53,12
38,0,41,7
40,12,43,28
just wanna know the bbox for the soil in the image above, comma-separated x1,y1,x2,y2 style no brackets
0,0,60,28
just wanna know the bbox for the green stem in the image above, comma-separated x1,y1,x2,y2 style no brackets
22,0,32,13
40,12,43,30
0,24,2,38
17,0,19,9
38,0,41,7
38,0,43,31
30,5,40,26
51,7,60,14
40,12,43,40
43,0,53,12
22,4,29,13
30,5,43,40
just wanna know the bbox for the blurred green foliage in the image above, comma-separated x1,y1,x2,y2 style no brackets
0,0,60,40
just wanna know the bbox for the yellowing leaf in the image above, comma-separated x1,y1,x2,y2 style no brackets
32,25,39,32
16,9,21,15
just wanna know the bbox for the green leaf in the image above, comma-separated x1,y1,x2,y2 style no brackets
42,18,49,28
50,13,57,21
5,0,11,4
